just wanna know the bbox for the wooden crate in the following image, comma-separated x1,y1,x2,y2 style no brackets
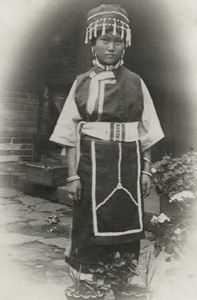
26,163,68,187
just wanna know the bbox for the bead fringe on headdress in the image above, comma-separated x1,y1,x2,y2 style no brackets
85,12,132,47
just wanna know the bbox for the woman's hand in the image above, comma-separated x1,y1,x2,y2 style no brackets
68,179,82,204
142,173,151,198
66,146,82,204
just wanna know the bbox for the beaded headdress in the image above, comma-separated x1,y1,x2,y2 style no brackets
85,4,131,47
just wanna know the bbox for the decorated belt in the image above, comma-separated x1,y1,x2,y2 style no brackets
80,121,139,142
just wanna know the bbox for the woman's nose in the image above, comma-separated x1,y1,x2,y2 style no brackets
108,41,115,51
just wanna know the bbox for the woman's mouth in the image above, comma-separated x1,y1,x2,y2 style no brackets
106,54,115,58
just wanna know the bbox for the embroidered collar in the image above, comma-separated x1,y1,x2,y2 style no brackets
93,57,122,71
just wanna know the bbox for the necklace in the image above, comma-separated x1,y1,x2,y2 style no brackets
92,57,122,71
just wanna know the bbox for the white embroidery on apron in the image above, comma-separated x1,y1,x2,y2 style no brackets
91,140,143,237
96,142,138,210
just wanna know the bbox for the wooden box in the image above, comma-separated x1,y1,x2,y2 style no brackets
26,163,68,187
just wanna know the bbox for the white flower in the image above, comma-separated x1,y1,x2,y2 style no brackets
114,251,121,259
170,191,195,202
181,191,195,199
158,213,170,223
174,228,181,235
151,167,157,174
151,215,158,224
170,193,183,202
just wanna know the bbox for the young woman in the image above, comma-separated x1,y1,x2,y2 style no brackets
50,2,164,285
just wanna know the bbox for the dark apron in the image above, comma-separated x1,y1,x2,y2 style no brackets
65,137,144,271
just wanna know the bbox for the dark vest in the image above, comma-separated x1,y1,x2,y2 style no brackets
75,66,144,122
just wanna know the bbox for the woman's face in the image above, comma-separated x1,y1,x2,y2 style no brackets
93,30,125,66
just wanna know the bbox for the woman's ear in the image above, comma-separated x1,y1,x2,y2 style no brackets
121,49,125,59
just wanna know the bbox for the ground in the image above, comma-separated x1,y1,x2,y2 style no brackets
0,186,197,300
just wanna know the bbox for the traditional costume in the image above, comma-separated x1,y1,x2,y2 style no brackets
50,4,164,274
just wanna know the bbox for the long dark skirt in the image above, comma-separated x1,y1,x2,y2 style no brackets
65,137,144,273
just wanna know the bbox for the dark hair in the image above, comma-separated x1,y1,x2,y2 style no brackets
91,30,102,46
91,37,97,46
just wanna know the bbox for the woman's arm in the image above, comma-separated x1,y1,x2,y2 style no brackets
66,146,81,204
139,78,164,197
49,80,82,204
142,147,152,198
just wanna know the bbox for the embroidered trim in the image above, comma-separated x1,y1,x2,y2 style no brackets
81,122,139,142
98,79,116,120
136,141,143,230
91,141,98,234
87,11,129,22
87,71,116,116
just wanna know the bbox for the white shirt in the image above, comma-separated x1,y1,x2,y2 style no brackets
50,78,164,152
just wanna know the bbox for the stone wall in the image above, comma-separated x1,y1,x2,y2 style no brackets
0,1,45,163
0,91,39,162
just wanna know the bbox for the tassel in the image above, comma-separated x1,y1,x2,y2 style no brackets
128,28,132,46
113,18,117,36
102,18,106,36
121,21,124,39
94,20,98,37
126,25,131,47
85,27,89,44
89,24,93,40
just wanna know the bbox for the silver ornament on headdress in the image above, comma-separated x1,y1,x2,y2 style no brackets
85,9,132,47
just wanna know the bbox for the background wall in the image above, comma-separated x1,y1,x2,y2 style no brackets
0,0,85,162
0,0,44,162
0,0,196,162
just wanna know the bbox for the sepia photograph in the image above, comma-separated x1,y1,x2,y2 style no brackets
0,0,197,299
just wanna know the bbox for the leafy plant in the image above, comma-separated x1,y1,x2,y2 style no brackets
136,252,156,289
152,152,197,197
151,191,197,260
115,252,157,300
90,252,137,294
151,213,176,257
65,265,106,298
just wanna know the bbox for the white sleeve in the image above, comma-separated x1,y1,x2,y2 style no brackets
49,80,82,147
138,79,165,152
